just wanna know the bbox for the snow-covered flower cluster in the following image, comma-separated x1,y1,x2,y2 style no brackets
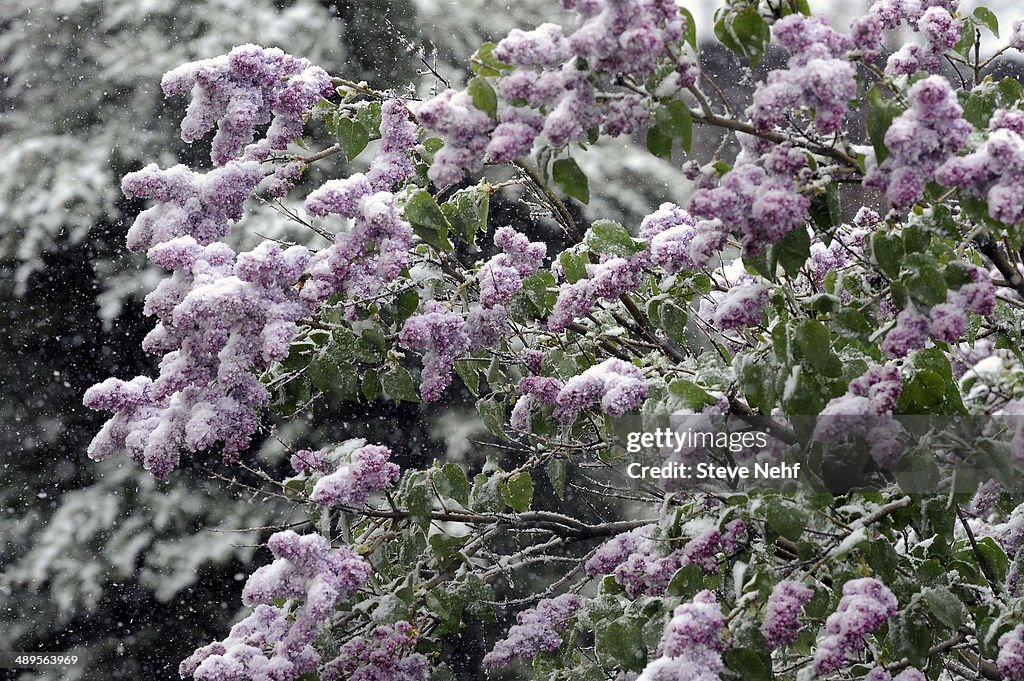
761,579,814,648
813,578,898,674
638,590,724,681
553,358,648,423
640,202,725,272
301,99,417,305
689,143,810,254
415,0,684,185
1000,624,1024,680
477,226,547,308
84,238,310,477
483,593,580,669
884,5,961,76
181,531,371,680
307,444,401,508
121,161,265,253
865,75,971,210
510,375,564,430
399,301,473,402
815,365,905,467
866,666,927,681
585,521,745,597
711,282,769,331
322,621,428,681
881,267,995,357
749,15,855,135
161,43,333,166
937,109,1024,226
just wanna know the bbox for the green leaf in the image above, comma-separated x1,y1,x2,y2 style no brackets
442,187,489,244
520,270,557,316
470,42,513,77
405,190,453,250
668,379,715,411
867,86,901,164
679,7,698,49
924,587,965,629
392,288,420,323
356,328,387,364
547,458,568,500
872,232,904,279
655,100,693,153
559,249,590,284
597,617,646,671
795,320,834,372
382,366,420,403
552,158,590,204
406,477,432,531
667,564,705,598
429,533,470,569
659,301,689,345
771,227,811,279
467,76,498,119
435,463,471,506
973,6,999,37
362,367,381,401
720,7,771,66
333,116,370,161
646,125,673,161
309,356,359,401
809,185,841,231
454,360,481,396
976,536,1009,582
586,219,646,257
766,498,808,542
723,648,770,681
478,396,506,437
501,471,533,512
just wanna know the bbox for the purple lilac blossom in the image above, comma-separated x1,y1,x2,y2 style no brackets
637,590,724,681
1000,625,1024,680
322,622,428,681
711,283,768,331
161,44,333,165
309,444,401,508
937,111,1024,226
553,358,647,423
885,7,961,76
865,75,971,211
483,594,580,669
84,239,311,477
761,580,814,648
813,578,898,675
399,301,472,402
478,226,547,308
181,531,371,680
749,15,855,135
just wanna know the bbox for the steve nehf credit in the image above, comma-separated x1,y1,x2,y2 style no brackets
622,427,802,481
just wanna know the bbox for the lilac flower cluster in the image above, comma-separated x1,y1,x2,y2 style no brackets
585,521,745,597
548,252,649,332
749,15,855,135
1000,624,1024,680
881,267,995,357
553,358,648,423
510,375,564,431
813,578,898,674
416,1,684,185
301,100,418,306
181,531,371,680
477,226,547,308
121,161,264,253
885,6,961,76
688,144,810,255
864,75,971,210
85,238,311,477
1013,19,1024,51
483,593,580,669
866,667,926,681
640,202,726,272
637,590,724,681
816,365,905,467
161,44,333,165
308,444,401,508
398,297,513,402
937,109,1024,225
711,283,768,331
322,622,428,681
761,580,814,648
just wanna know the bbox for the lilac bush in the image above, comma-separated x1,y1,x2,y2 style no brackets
81,0,1024,678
